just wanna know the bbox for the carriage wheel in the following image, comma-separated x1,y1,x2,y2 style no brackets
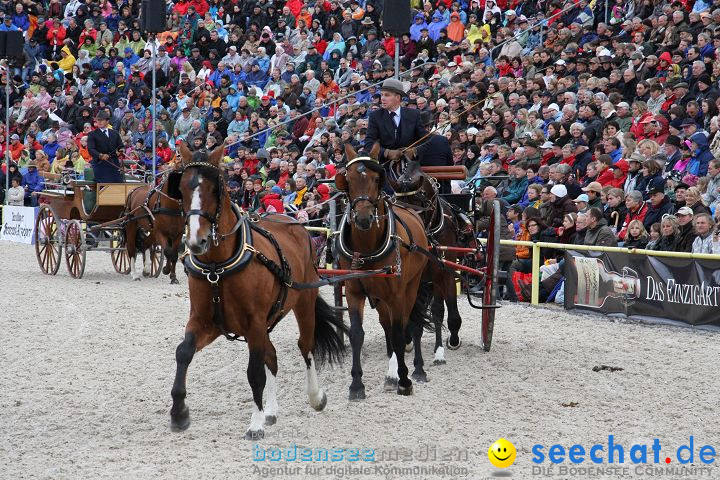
149,244,165,278
110,231,131,274
34,205,62,275
481,200,501,352
64,220,86,279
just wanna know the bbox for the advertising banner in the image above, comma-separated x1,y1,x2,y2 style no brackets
564,250,720,326
0,206,38,244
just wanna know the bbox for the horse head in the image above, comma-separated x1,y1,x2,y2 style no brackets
336,142,383,231
177,140,227,255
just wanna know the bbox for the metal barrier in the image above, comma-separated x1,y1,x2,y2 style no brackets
491,239,720,305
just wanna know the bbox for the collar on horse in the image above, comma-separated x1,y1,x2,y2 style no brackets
336,196,398,269
183,202,292,342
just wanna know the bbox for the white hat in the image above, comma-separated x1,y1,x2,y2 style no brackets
547,103,560,111
555,59,566,66
550,184,568,198
467,127,479,135
541,141,554,149
506,9,516,16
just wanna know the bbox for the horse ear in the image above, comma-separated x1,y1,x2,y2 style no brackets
208,141,226,166
334,170,348,192
369,142,381,160
178,140,192,165
344,142,357,161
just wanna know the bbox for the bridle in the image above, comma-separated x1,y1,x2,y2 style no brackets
180,160,241,246
346,156,386,228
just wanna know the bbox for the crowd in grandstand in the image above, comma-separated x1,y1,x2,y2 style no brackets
1,0,720,301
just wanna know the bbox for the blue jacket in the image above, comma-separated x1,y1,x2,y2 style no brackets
12,13,30,31
690,133,714,176
22,169,44,193
501,176,529,205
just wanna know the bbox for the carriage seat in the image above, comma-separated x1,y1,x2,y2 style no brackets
78,167,97,214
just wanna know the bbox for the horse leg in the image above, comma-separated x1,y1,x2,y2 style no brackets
166,247,180,285
391,309,413,396
263,340,279,427
445,283,463,351
410,318,428,384
346,292,366,401
170,324,217,431
431,283,447,365
126,224,141,281
142,248,151,277
379,305,399,391
245,329,267,440
294,293,327,411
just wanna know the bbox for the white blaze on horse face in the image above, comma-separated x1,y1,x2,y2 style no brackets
187,179,203,246
386,353,399,381
264,366,279,420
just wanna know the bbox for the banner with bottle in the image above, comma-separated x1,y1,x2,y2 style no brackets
564,251,720,326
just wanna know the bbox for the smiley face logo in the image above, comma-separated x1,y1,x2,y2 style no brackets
488,438,516,468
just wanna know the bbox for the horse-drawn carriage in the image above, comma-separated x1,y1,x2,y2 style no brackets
33,168,166,279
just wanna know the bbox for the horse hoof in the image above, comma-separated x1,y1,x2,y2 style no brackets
311,391,327,411
397,384,413,396
384,377,399,391
411,371,429,384
405,342,413,353
433,359,447,365
446,337,462,351
264,415,277,427
170,406,190,432
142,271,150,278
348,388,366,401
170,278,180,285
162,265,171,275
244,429,265,441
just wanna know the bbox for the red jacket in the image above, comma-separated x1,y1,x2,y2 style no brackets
261,193,284,213
618,202,648,241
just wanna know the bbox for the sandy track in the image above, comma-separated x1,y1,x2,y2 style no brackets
1,241,719,479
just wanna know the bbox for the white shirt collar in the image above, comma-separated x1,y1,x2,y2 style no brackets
390,106,401,117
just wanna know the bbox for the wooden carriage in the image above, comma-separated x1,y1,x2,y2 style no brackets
33,170,164,279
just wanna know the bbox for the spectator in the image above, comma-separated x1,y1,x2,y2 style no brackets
547,184,578,228
650,215,681,252
675,207,698,252
7,177,24,206
684,186,711,216
584,208,618,247
691,213,720,253
618,191,649,241
581,181,604,209
501,161,529,204
624,220,650,249
643,179,674,230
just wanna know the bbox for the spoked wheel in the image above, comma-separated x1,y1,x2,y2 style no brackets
110,230,131,274
149,244,164,278
34,205,62,275
481,200,501,352
64,220,86,279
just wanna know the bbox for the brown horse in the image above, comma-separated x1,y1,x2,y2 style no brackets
170,142,346,439
335,143,431,399
394,161,475,358
123,170,185,283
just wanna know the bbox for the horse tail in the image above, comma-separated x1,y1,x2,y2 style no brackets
313,295,348,367
409,280,435,333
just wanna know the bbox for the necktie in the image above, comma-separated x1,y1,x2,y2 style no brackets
104,129,109,138
391,111,399,139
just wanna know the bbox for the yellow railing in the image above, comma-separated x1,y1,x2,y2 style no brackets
483,239,720,305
